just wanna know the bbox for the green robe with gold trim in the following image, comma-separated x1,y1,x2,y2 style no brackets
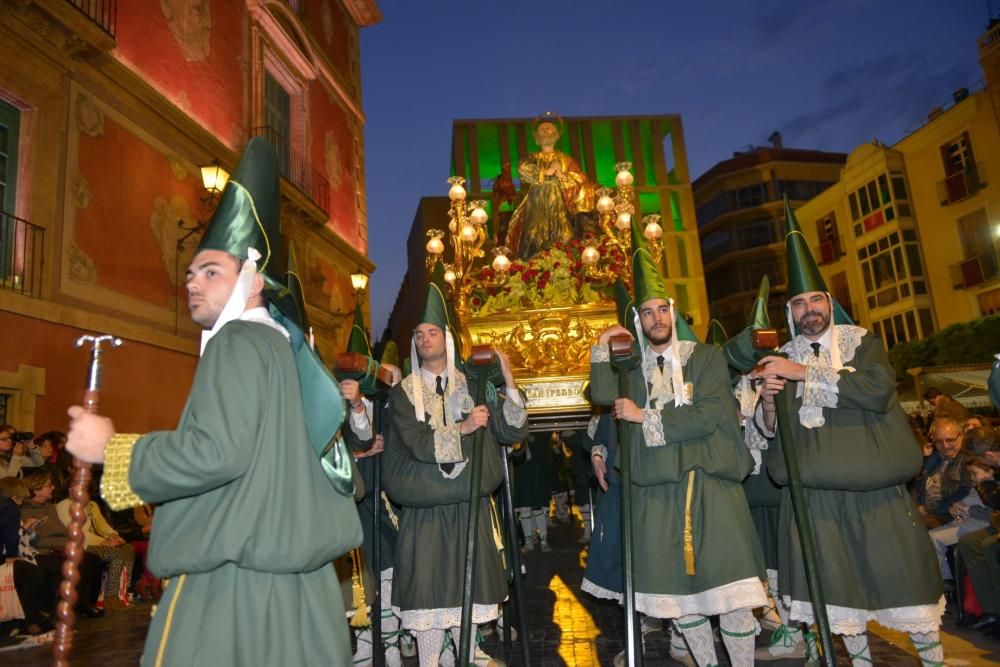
765,327,943,633
589,340,766,618
108,321,362,666
382,371,528,629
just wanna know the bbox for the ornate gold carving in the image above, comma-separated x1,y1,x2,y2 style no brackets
521,379,589,411
68,242,97,285
160,0,212,62
74,93,104,137
476,312,602,376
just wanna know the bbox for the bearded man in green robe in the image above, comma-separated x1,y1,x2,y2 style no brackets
65,138,362,666
382,262,528,667
754,199,944,667
589,220,766,667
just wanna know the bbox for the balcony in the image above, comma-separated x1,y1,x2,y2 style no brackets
0,212,45,298
251,126,331,215
949,249,1000,289
65,0,117,37
937,162,987,206
979,22,1000,58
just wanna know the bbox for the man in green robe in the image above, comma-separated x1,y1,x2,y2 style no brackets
589,220,766,667
754,199,944,667
65,139,362,666
382,262,528,667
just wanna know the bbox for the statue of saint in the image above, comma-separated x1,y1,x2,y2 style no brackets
506,113,595,259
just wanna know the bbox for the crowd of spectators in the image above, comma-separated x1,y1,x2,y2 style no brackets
909,390,1000,638
0,423,160,645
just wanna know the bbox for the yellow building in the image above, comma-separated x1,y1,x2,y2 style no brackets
693,138,846,336
795,23,1000,347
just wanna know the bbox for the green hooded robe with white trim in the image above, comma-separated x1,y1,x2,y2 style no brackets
103,138,363,666
762,199,942,634
382,262,529,629
587,220,766,619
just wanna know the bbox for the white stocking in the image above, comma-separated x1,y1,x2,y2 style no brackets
910,630,944,667
415,629,445,667
676,614,719,667
516,508,533,543
719,608,757,667
533,509,548,541
841,632,872,666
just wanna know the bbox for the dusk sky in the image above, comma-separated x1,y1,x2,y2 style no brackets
361,0,988,339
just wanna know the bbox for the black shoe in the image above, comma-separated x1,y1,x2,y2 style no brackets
75,604,105,619
972,613,1000,630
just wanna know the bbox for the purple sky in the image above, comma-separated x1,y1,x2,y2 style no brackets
361,0,988,339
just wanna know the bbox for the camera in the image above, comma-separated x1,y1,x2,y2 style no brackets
12,431,33,443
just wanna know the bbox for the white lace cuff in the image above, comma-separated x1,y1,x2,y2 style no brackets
503,394,527,428
591,444,609,461
433,423,464,464
803,366,840,409
591,344,610,363
753,402,776,439
642,408,666,447
349,408,372,440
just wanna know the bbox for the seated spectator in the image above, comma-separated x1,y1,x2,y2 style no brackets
56,477,135,611
914,418,972,527
0,426,43,478
20,432,69,499
18,471,104,618
0,476,58,636
100,498,158,601
928,454,999,584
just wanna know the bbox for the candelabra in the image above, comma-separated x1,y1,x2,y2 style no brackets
581,162,636,286
424,177,510,317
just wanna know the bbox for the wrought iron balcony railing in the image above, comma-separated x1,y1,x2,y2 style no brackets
949,249,1000,290
65,0,117,38
251,126,331,215
0,211,44,298
937,162,987,206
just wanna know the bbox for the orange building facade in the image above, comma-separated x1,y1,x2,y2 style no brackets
0,0,380,433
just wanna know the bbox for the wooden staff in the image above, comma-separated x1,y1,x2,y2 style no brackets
609,334,643,666
458,345,495,666
53,334,121,666
752,329,835,666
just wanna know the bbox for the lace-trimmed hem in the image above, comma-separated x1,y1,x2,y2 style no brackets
396,603,500,631
433,424,464,464
591,344,610,364
503,397,527,428
803,365,840,409
635,577,767,619
642,409,666,447
581,578,622,603
784,595,945,635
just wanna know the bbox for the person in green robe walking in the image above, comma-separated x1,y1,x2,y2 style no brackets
64,139,363,666
754,199,944,667
589,219,766,667
381,262,528,667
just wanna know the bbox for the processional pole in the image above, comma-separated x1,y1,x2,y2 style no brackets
497,435,530,666
609,334,643,666
458,346,496,666
752,329,835,666
53,334,122,667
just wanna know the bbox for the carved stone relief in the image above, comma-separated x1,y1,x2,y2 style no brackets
160,0,212,62
67,242,97,285
74,93,104,137
149,195,196,286
71,173,92,209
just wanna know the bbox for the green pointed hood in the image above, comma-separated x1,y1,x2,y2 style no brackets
673,312,700,343
271,243,310,333
197,137,281,286
614,278,638,336
630,217,669,307
420,261,453,333
724,275,773,372
706,319,728,348
784,196,827,299
346,306,371,356
381,340,399,368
